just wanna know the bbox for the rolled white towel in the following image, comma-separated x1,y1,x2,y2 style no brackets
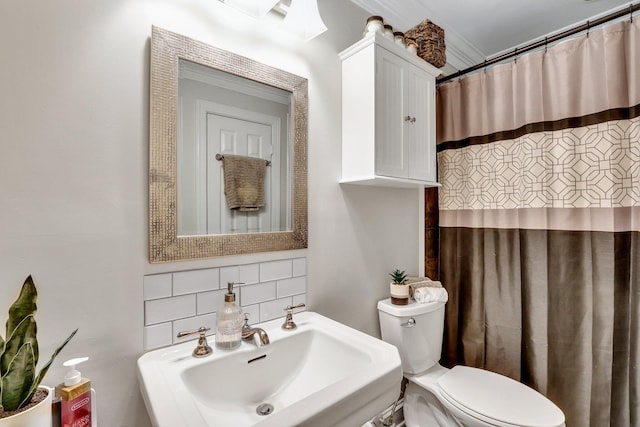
413,286,448,304
411,279,441,291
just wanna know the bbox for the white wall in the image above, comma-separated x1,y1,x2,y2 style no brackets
0,1,422,425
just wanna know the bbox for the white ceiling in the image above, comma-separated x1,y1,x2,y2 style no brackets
349,0,635,71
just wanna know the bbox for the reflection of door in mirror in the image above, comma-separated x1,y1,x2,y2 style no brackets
208,112,280,234
177,59,292,236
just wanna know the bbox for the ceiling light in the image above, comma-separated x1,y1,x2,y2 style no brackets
280,0,328,41
220,0,280,18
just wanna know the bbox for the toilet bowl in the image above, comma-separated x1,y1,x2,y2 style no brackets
377,298,565,427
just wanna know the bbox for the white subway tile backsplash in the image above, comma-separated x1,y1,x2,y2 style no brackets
173,268,219,295
277,276,306,298
293,258,306,277
144,323,173,350
220,266,240,288
239,263,260,284
145,294,196,325
292,294,307,311
143,257,306,351
173,313,216,344
242,304,260,325
260,297,293,322
241,282,276,306
144,274,172,301
260,260,292,282
197,289,227,315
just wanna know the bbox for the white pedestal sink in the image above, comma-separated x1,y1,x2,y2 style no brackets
137,312,402,427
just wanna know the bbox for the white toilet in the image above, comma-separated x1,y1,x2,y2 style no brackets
377,298,566,427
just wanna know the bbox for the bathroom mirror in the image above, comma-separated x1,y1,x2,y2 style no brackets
149,26,308,262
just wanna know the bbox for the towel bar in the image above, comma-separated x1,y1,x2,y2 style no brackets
216,153,271,166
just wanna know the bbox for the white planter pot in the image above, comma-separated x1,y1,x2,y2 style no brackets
389,283,410,305
0,387,52,427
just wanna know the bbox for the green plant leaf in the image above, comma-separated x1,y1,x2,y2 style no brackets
1,342,35,412
389,269,407,284
0,276,78,411
0,314,38,377
26,328,78,404
6,276,37,341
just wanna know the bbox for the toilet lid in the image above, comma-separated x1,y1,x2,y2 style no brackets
438,366,565,427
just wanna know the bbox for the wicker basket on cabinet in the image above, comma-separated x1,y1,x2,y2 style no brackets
404,19,446,68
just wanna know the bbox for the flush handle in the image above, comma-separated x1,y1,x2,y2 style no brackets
401,317,416,328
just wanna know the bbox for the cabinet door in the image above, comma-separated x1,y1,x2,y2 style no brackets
375,47,409,179
406,64,436,182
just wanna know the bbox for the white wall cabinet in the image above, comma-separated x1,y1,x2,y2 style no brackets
340,32,441,187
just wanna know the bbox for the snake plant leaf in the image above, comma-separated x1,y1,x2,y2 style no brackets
25,328,78,404
1,342,36,412
0,314,38,377
6,276,37,339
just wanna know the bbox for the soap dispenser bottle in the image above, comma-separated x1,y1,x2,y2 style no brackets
55,357,92,427
215,282,243,350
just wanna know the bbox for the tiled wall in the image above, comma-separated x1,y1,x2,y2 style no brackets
143,257,307,351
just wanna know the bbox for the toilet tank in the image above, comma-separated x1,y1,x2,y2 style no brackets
377,298,445,375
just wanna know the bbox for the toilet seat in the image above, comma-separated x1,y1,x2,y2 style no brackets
430,366,564,427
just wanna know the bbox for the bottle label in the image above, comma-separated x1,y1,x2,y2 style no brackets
62,392,91,427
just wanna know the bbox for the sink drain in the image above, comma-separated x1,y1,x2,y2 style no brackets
256,403,274,416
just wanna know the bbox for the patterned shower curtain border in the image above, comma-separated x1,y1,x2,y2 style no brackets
438,116,640,211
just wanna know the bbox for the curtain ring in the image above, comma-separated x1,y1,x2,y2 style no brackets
586,20,590,37
544,36,548,53
514,47,518,63
483,59,487,74
631,4,634,23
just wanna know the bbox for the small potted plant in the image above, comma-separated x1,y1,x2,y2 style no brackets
0,276,77,426
389,269,410,305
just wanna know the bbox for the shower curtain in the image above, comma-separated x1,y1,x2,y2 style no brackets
436,19,639,426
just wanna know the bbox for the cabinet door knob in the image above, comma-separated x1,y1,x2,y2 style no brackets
410,117,416,123
404,115,412,122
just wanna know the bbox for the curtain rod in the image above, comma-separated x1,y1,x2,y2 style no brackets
438,2,639,84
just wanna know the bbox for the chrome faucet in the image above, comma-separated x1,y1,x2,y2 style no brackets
241,314,270,346
282,303,306,330
176,327,213,358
